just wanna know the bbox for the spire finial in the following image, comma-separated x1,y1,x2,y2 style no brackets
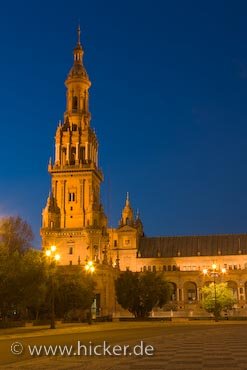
126,192,130,206
77,25,81,45
136,208,140,219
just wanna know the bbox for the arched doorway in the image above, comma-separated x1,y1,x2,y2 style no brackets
168,282,177,301
183,281,197,303
227,281,238,300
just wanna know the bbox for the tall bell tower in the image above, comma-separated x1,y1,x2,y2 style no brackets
41,27,108,265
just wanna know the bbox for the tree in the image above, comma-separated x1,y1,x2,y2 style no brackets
55,266,95,321
19,250,49,319
202,282,236,320
0,249,49,320
0,216,34,255
115,271,171,318
0,216,48,321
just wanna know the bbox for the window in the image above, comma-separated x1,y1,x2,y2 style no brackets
80,147,85,162
72,96,78,110
148,266,151,272
69,261,72,265
70,147,76,165
168,265,171,271
153,266,156,272
124,239,130,246
69,247,73,255
114,240,117,247
69,192,75,202
163,265,167,271
143,266,147,272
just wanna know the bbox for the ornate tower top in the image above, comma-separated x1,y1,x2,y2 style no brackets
120,192,134,226
62,27,92,129
65,26,90,84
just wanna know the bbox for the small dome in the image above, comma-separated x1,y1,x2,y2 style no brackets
67,63,89,80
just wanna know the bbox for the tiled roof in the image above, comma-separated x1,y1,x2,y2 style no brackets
138,234,247,258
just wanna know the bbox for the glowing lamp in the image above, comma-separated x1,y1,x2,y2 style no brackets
51,245,56,252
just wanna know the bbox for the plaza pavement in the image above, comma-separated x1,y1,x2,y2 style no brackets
1,321,247,370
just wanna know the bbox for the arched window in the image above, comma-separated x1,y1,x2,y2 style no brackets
70,147,76,165
72,96,78,111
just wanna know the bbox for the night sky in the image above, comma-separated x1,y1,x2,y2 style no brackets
1,1,247,247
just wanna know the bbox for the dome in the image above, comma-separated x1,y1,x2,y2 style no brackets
67,63,89,80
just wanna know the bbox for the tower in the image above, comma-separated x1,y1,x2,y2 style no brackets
41,27,108,265
119,192,134,226
108,193,143,271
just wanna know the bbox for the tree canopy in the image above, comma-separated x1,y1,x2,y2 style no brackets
202,282,236,319
55,266,95,320
115,271,171,318
0,216,34,255
0,216,96,323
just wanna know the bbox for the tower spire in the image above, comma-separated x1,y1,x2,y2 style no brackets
126,192,130,206
77,25,81,46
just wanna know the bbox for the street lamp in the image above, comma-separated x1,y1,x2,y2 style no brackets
203,263,226,321
85,260,95,273
45,245,60,329
84,260,95,324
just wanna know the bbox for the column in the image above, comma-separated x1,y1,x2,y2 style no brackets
76,143,79,162
197,288,200,301
89,143,92,161
55,144,58,163
181,288,184,302
66,143,70,163
93,146,95,164
96,151,98,167
238,287,242,301
176,288,179,301
85,142,88,161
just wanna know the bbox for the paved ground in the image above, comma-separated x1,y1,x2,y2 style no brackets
1,322,247,369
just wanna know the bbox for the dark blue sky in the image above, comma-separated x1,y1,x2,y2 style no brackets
1,0,247,246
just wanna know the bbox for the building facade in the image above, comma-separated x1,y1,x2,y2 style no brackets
41,30,247,317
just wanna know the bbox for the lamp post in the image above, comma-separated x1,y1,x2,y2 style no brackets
85,260,95,273
85,260,95,324
203,263,226,321
45,245,60,329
